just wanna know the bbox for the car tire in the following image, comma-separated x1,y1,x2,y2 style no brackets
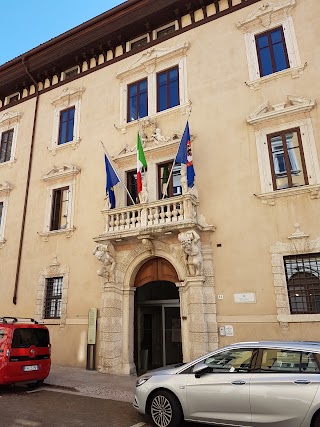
149,390,183,427
313,412,320,427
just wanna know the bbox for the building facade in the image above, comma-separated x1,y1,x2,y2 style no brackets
0,0,319,374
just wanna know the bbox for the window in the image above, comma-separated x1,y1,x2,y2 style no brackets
11,328,49,348
50,187,69,231
63,66,79,80
0,181,12,246
0,129,14,163
267,128,308,190
44,277,63,319
284,253,320,314
237,1,305,89
156,24,176,39
158,162,182,199
200,348,255,373
256,27,289,77
260,348,320,373
130,37,148,51
127,79,148,122
50,87,84,151
6,93,20,105
157,67,179,112
58,107,75,145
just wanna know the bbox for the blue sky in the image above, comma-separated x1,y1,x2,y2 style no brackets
0,1,125,66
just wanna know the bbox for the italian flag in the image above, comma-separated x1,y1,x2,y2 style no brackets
137,132,147,194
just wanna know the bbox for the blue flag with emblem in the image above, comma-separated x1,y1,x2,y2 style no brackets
104,154,120,209
175,121,195,188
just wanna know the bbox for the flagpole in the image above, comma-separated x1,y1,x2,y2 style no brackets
100,141,136,205
162,112,192,199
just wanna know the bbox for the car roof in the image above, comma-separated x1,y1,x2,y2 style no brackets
217,341,320,355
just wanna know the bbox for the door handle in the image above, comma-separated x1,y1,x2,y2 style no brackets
231,380,246,385
294,379,311,384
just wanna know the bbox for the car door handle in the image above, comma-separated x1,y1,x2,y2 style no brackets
231,380,246,385
294,379,311,384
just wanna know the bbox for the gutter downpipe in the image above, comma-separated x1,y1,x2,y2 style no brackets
13,57,39,305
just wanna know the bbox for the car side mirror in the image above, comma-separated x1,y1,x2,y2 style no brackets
192,362,210,378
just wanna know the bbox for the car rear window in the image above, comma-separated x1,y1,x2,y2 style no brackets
11,328,49,348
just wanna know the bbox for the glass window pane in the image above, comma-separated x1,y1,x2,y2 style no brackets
273,43,288,72
203,349,254,373
139,92,148,118
271,29,282,44
257,34,269,49
158,72,167,85
129,84,137,97
158,86,167,112
260,47,273,76
169,80,179,108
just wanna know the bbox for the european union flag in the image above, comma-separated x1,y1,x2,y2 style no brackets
175,121,195,188
104,154,120,208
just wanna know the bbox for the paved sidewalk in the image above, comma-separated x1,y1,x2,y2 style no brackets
44,365,137,403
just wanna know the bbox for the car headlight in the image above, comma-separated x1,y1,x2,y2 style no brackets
136,374,152,387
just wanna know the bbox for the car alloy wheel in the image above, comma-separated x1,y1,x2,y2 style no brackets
150,390,182,427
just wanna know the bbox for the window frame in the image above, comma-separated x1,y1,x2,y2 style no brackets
0,128,14,164
58,107,75,145
116,42,190,127
44,277,63,319
5,92,20,105
157,161,182,199
267,128,308,191
257,348,320,374
50,186,70,231
0,182,12,247
156,66,180,113
237,1,304,89
127,78,148,123
126,169,139,206
50,87,84,152
0,112,20,168
255,27,290,78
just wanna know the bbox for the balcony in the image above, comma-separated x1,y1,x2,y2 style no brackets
99,194,209,241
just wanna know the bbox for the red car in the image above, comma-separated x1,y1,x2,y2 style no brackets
0,317,51,386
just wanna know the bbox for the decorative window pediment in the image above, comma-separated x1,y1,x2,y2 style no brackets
237,0,296,32
247,96,316,126
0,111,22,128
42,164,81,182
50,87,85,107
116,43,190,82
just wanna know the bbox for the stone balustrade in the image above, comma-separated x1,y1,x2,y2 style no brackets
102,194,198,237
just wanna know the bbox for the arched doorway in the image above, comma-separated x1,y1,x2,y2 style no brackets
134,257,182,373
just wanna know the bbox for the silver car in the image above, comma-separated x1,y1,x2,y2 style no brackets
133,341,320,427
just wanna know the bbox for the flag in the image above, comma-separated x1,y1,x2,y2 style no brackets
175,121,195,188
104,154,120,208
137,132,147,194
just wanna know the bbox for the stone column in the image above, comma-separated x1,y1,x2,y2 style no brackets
98,282,123,373
121,287,136,374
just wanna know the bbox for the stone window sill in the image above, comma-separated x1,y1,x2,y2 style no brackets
38,227,76,241
278,314,320,323
246,63,307,90
48,138,81,155
255,184,320,205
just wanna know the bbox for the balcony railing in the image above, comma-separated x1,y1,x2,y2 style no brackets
102,194,199,238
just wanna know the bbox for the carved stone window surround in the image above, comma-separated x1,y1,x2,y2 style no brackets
36,257,69,327
50,87,85,152
0,181,12,247
247,96,319,198
237,0,304,89
41,164,80,238
270,225,320,323
116,43,190,127
0,111,21,167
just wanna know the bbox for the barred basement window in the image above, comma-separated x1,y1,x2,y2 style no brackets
284,253,320,314
44,277,63,319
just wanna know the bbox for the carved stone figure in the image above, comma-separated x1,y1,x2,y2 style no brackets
178,230,203,276
93,243,116,282
152,128,170,144
138,174,149,203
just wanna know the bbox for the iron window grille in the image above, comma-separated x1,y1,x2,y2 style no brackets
58,106,75,145
255,26,290,77
44,277,63,319
284,253,320,314
0,129,14,163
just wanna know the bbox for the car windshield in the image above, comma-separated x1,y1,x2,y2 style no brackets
11,328,49,348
